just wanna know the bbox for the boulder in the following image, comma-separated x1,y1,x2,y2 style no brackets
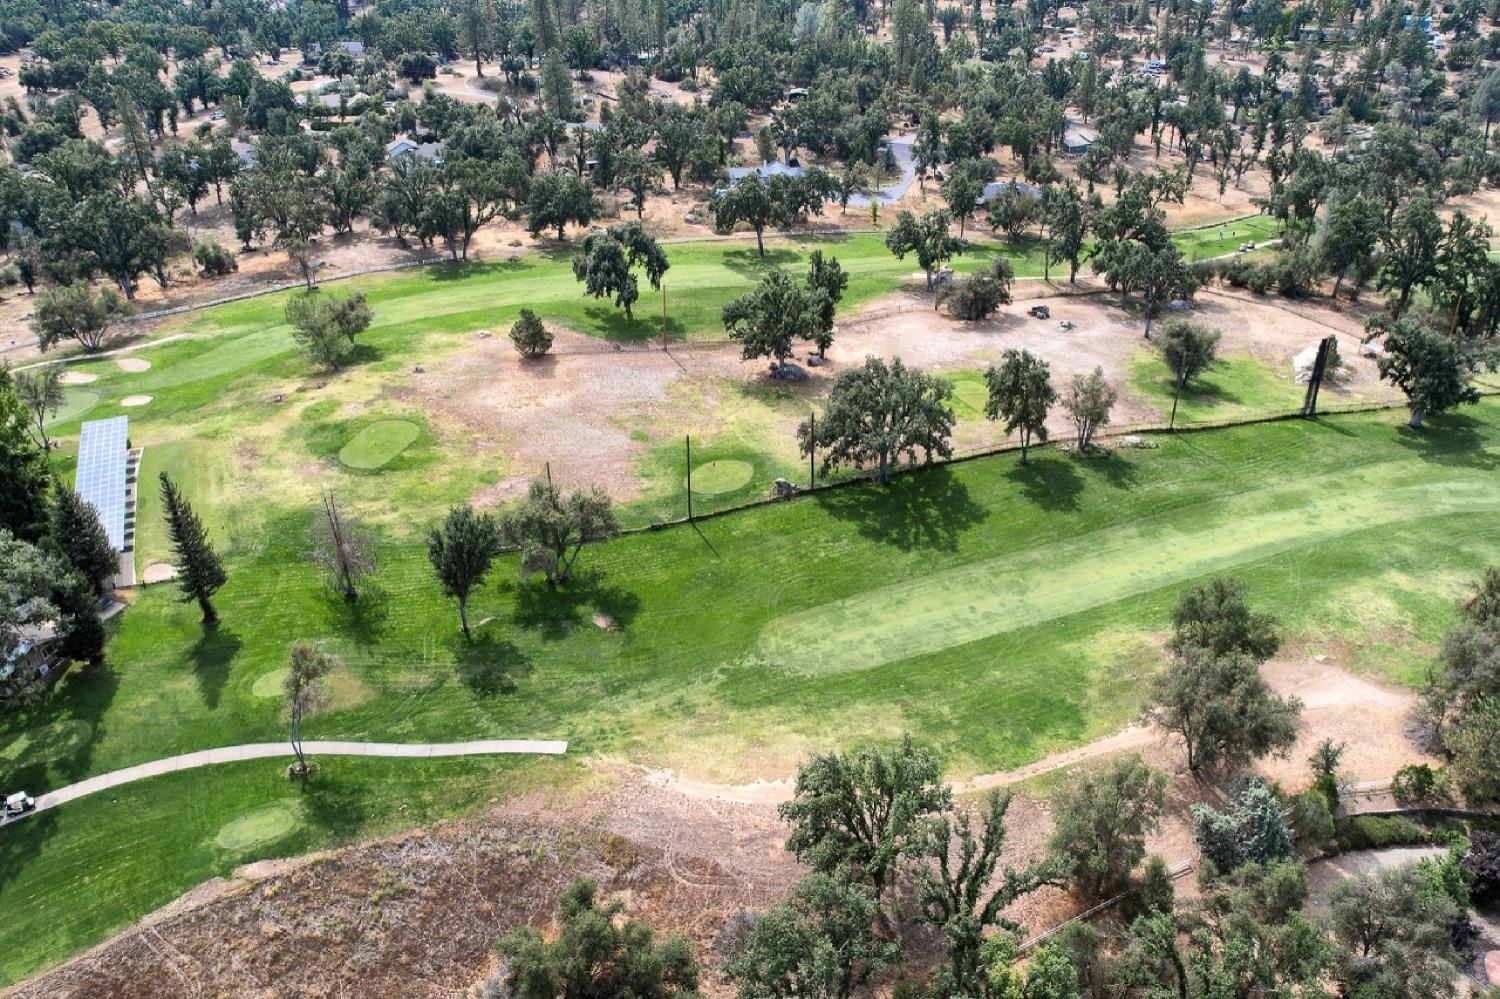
773,477,796,497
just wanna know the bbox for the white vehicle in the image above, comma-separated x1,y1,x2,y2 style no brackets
4,792,35,816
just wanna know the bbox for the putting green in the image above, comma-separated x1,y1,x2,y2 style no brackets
250,668,289,699
0,720,93,769
338,419,420,469
689,459,755,495
215,803,298,851
47,389,101,426
759,455,1500,675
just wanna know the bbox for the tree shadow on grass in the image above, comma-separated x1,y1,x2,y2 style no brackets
6,661,120,785
297,764,371,833
1077,449,1141,489
323,586,392,649
427,257,530,281
1392,412,1499,471
190,625,242,711
580,305,686,342
1005,453,1083,512
454,634,532,698
509,570,643,640
815,465,986,552
721,247,800,278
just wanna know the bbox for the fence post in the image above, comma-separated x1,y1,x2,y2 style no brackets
809,412,816,489
1168,365,1187,431
685,435,693,521
661,283,668,349
545,461,552,489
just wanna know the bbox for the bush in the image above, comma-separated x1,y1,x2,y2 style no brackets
192,238,238,277
1392,764,1453,808
937,260,1013,320
1335,814,1432,851
1290,789,1336,853
509,309,553,358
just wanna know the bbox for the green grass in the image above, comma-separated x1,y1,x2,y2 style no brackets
338,419,422,469
1129,353,1306,425
1173,215,1282,261
8,403,1500,982
9,225,1496,985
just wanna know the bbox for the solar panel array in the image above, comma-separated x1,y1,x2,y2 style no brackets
75,416,129,551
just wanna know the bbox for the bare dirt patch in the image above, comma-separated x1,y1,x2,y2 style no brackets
141,563,179,585
12,773,800,999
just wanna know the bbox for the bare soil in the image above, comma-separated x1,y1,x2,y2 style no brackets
414,284,1402,507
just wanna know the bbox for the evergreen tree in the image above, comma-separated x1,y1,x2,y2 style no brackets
50,483,118,595
159,472,227,624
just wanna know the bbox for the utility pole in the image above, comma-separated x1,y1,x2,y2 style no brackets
685,434,693,521
545,460,552,488
1168,365,1187,431
661,283,668,350
808,412,816,488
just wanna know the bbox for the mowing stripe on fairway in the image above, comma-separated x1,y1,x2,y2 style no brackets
759,454,1500,675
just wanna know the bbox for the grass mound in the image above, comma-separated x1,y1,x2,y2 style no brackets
48,389,100,427
338,419,420,470
690,459,755,495
251,668,289,699
215,803,299,851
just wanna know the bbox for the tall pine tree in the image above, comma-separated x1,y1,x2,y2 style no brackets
51,483,120,595
159,472,227,624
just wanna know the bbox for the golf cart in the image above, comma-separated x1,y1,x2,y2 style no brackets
4,791,35,817
1027,305,1051,320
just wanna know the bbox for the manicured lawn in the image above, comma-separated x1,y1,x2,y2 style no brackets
9,226,1498,986
1128,353,1306,425
6,404,1499,982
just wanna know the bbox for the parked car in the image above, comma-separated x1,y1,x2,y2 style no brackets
4,792,35,816
1028,305,1051,319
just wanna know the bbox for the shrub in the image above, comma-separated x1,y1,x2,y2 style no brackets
192,238,238,277
1335,814,1432,851
937,259,1013,320
509,309,553,358
1392,764,1453,808
1290,789,1335,853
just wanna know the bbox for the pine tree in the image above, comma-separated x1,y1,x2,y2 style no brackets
51,484,119,595
159,472,227,624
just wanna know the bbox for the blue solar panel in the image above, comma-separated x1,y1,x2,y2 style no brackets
75,416,129,551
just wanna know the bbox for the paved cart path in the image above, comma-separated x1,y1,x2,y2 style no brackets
3,739,568,825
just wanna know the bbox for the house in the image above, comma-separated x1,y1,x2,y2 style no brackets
0,622,58,702
977,180,1041,206
384,136,443,162
1062,125,1098,155
341,40,366,59
231,141,258,168
1146,59,1168,74
787,87,809,102
725,160,807,183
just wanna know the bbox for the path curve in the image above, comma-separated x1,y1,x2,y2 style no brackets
4,739,568,826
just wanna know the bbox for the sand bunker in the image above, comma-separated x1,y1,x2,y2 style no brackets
142,563,179,583
57,371,97,385
120,395,153,407
116,357,152,372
